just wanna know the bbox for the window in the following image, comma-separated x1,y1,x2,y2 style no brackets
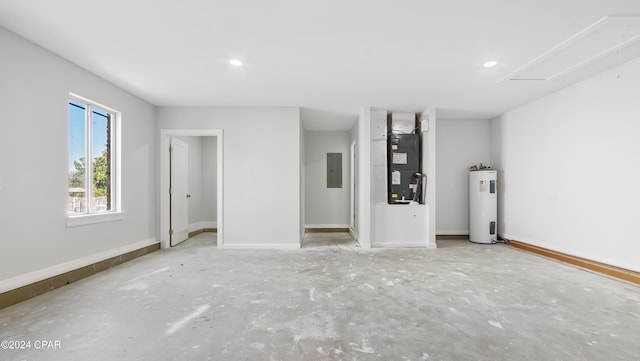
67,95,120,218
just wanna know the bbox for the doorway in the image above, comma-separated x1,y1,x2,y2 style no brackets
303,130,353,248
160,129,223,249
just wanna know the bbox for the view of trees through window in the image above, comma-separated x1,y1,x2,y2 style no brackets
68,100,112,214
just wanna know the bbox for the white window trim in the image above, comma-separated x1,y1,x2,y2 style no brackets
67,93,123,227
66,212,126,227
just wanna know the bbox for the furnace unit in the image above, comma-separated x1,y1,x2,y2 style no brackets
387,114,422,204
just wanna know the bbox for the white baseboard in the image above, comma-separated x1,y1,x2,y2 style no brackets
372,242,428,248
0,238,159,294
222,243,300,250
202,221,217,228
305,224,349,229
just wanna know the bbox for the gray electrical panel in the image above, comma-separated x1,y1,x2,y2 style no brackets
327,153,342,188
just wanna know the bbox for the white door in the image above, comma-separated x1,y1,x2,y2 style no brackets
170,137,189,246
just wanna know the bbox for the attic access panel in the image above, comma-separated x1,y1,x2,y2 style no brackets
501,15,640,82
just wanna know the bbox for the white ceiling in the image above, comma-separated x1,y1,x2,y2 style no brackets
1,0,640,130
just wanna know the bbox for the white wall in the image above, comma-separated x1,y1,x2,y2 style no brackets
304,131,351,227
356,108,372,248
201,137,217,226
491,57,640,272
0,27,157,285
157,107,301,248
422,109,437,248
436,119,491,235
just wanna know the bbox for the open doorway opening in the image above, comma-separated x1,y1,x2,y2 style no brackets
160,129,223,249
302,130,356,248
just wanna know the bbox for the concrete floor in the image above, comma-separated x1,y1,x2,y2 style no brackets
1,233,639,361
301,232,358,249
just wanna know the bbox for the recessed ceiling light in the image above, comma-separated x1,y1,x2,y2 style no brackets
229,59,243,66
483,60,498,68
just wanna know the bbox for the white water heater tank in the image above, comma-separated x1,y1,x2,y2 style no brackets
469,169,497,244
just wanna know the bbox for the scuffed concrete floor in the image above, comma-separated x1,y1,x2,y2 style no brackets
1,233,639,361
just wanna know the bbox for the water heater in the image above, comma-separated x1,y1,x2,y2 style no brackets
469,169,497,244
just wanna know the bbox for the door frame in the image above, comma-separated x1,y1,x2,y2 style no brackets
160,129,223,249
349,141,356,234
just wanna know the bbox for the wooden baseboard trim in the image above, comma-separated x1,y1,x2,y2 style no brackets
0,243,160,310
306,228,350,233
510,240,640,285
436,234,469,240
188,228,217,238
188,229,204,238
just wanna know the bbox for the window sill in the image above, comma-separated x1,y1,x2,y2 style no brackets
66,212,125,227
